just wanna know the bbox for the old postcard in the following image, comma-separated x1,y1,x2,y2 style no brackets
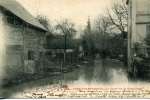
0,0,150,99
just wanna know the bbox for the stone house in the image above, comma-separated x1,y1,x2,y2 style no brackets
127,0,150,62
0,0,47,78
127,0,150,78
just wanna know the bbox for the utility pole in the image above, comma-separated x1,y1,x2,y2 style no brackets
60,33,67,87
64,33,67,67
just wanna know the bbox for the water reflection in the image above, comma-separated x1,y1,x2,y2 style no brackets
93,59,112,83
0,58,127,98
83,61,95,83
64,58,124,84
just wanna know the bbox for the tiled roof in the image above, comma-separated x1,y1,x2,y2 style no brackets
0,0,47,31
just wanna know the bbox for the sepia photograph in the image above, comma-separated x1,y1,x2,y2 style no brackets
0,0,150,99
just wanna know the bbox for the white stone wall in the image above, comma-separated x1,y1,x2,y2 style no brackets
0,10,6,81
0,9,46,79
136,24,147,42
130,0,150,43
23,27,45,73
3,20,24,45
2,17,24,78
129,0,137,44
136,0,150,13
136,0,150,43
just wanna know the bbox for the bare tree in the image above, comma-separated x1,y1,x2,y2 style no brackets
56,19,76,38
55,19,76,65
95,16,111,34
106,0,128,65
107,0,128,35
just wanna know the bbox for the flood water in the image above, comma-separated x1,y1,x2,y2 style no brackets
63,58,128,85
0,58,128,98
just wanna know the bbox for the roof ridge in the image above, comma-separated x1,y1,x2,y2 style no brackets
0,0,47,31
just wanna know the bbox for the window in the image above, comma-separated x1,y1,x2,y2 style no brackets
6,15,23,26
14,16,23,26
6,16,14,24
28,50,34,60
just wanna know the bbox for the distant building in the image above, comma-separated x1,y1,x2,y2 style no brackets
0,0,47,78
45,34,77,64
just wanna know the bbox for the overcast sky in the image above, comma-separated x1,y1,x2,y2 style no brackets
16,0,117,27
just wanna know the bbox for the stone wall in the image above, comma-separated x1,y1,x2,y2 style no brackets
0,10,46,79
23,26,45,73
127,0,150,46
0,10,7,81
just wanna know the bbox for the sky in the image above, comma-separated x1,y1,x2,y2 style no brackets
16,0,115,27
